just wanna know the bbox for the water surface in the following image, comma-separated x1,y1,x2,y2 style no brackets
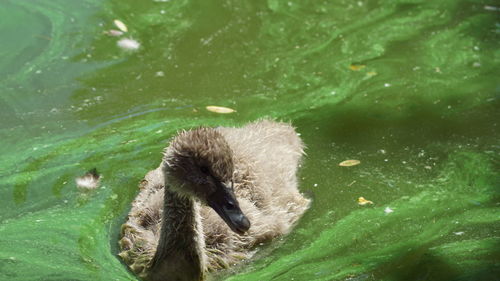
0,0,499,280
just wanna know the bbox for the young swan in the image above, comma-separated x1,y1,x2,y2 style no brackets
119,120,310,281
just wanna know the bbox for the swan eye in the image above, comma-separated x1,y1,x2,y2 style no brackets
200,166,210,174
225,201,236,210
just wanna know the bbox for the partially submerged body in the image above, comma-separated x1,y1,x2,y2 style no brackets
119,120,310,280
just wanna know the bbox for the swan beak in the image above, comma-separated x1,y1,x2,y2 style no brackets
207,182,251,235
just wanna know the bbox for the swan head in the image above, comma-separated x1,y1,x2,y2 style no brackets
163,127,251,235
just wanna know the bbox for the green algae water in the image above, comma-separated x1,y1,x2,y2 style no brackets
1,0,499,280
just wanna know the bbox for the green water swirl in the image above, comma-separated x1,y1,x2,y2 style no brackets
0,0,498,280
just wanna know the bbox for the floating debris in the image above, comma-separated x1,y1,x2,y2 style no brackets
453,231,465,236
76,168,101,190
104,29,124,37
349,64,366,71
117,38,140,51
358,197,373,206
384,207,394,214
206,106,236,114
113,19,128,32
484,5,500,11
339,159,361,167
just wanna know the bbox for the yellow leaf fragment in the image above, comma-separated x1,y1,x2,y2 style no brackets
349,64,366,71
206,106,236,114
366,71,377,77
358,197,373,206
339,159,361,167
113,19,128,32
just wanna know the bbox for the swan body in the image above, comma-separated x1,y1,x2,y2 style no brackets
119,120,310,281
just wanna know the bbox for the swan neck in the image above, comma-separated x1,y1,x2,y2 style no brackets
149,186,206,281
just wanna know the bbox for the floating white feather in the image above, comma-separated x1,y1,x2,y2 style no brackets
117,38,140,51
76,168,101,190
